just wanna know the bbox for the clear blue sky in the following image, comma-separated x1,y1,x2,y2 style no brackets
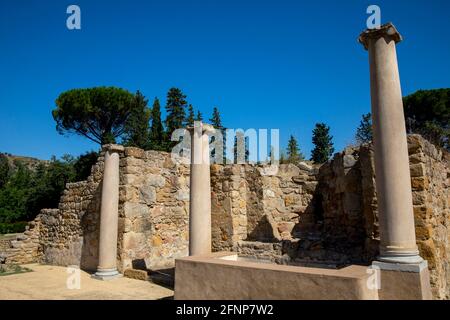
1,0,449,160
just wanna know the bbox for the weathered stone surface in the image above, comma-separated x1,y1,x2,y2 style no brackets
124,147,146,159
139,186,156,204
124,202,149,218
123,268,148,281
144,174,166,188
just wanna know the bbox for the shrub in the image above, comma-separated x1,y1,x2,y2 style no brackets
0,221,28,234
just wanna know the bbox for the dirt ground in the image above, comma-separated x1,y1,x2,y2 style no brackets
0,264,173,300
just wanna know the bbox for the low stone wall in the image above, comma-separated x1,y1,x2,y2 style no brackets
0,234,19,251
0,221,41,265
37,158,104,270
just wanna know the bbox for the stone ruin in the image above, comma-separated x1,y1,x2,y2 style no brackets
0,134,448,298
1,23,449,300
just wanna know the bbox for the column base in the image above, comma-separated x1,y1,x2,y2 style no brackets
377,254,423,264
91,268,123,281
372,260,432,300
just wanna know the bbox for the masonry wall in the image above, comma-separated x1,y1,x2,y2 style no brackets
318,135,449,299
1,155,104,270
1,148,190,273
0,222,41,265
209,135,449,299
118,148,189,271
210,163,319,253
1,135,448,298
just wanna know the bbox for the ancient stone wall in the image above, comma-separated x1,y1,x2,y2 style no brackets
408,135,449,299
118,148,189,271
317,145,379,263
1,135,448,298
1,148,190,273
210,163,318,252
37,158,104,270
2,156,104,269
0,221,41,265
318,135,449,299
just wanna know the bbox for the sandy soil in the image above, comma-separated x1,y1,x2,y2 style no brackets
0,264,173,300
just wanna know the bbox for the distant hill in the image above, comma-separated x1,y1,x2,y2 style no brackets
0,153,48,171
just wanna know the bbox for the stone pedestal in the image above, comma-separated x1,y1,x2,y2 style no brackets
188,122,213,256
359,23,431,299
373,261,432,300
93,144,124,280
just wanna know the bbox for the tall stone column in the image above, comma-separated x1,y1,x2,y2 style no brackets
93,144,124,280
188,122,213,256
359,23,431,300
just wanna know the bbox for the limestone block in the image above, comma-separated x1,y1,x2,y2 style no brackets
124,268,148,281
123,232,147,251
176,189,190,201
284,194,301,206
124,147,146,159
145,174,166,188
411,177,429,191
139,186,156,204
302,181,318,193
410,163,426,177
123,202,149,218
343,155,357,168
298,162,313,171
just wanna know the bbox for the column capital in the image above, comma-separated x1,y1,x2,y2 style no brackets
358,22,402,50
102,144,125,153
187,122,216,134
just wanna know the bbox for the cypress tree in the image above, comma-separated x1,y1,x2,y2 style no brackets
165,87,187,138
209,107,224,163
311,123,334,163
195,110,203,122
186,104,195,127
209,107,222,128
149,98,165,150
122,91,151,149
286,135,304,163
355,113,373,145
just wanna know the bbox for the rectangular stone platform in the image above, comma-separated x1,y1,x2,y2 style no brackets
174,252,378,300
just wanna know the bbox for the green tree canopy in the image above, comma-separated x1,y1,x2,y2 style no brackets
52,87,137,145
0,151,99,228
311,123,334,164
286,135,304,163
122,91,151,149
73,151,99,182
25,157,76,221
355,113,373,145
403,89,450,150
0,162,32,223
0,154,9,189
